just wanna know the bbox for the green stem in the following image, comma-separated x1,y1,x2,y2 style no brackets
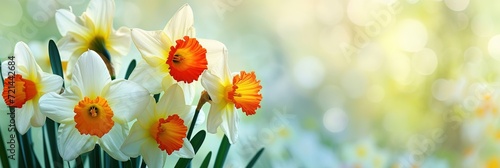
186,109,200,140
187,91,210,140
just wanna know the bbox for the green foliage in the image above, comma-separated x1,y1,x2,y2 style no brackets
246,148,264,168
214,135,231,168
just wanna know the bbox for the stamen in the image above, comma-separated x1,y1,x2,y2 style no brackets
89,106,98,117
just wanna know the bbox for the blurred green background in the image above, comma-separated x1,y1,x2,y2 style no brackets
2,0,500,167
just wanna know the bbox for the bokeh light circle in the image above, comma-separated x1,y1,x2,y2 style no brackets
488,35,500,60
0,0,23,26
412,48,438,75
444,0,470,11
293,56,325,89
323,108,348,133
396,19,428,52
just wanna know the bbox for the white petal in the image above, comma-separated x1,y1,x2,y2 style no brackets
72,50,111,97
107,27,131,76
136,97,157,129
30,102,46,127
158,84,190,117
131,29,168,67
85,0,114,33
164,4,195,40
176,81,196,105
141,139,167,168
15,101,35,135
55,9,87,36
120,123,149,157
199,39,229,80
14,42,40,79
108,27,131,57
39,72,63,93
99,123,129,161
39,92,80,123
1,61,7,79
57,35,86,61
175,138,195,158
57,122,96,161
206,102,225,134
201,71,226,104
128,60,166,94
105,79,150,122
220,105,239,144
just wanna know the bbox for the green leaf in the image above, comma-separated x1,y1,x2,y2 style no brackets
154,93,161,103
174,130,206,168
46,119,63,167
17,129,41,168
0,127,10,168
0,66,4,85
48,40,65,85
89,145,102,168
245,148,264,168
124,59,136,80
76,156,84,168
214,135,231,168
104,152,122,168
200,152,212,168
129,156,142,168
42,126,51,168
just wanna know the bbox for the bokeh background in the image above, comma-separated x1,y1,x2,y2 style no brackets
2,0,500,167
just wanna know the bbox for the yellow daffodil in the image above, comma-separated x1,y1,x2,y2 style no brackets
55,0,130,79
39,50,150,161
1,42,63,134
121,84,195,168
200,51,263,144
128,4,227,101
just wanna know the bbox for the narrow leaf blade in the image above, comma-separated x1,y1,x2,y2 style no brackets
174,130,206,168
48,40,65,82
200,151,212,168
214,135,231,168
124,59,136,80
245,148,265,168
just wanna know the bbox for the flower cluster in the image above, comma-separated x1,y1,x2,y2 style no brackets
1,0,263,167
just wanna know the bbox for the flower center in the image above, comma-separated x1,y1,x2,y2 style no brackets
2,74,37,108
149,114,187,155
166,36,208,83
74,96,114,138
227,71,263,116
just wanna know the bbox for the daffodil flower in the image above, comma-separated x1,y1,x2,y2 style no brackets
200,51,263,144
121,84,195,168
1,42,63,134
56,0,130,79
39,50,150,161
128,4,227,102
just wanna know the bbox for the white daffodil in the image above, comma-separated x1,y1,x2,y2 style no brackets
56,0,130,79
39,50,150,161
1,42,63,134
121,84,195,168
200,51,263,144
128,4,227,103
